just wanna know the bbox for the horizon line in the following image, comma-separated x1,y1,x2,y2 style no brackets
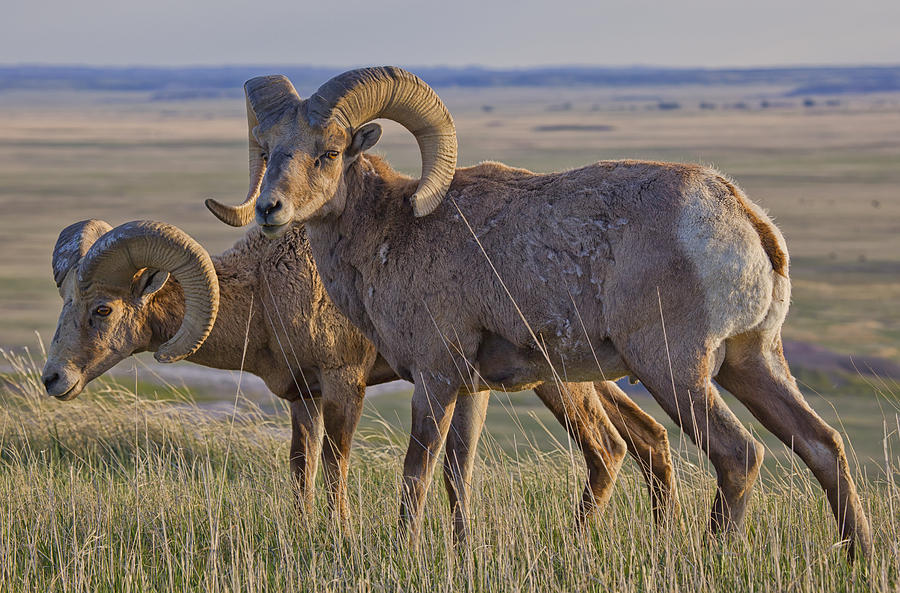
2,62,900,71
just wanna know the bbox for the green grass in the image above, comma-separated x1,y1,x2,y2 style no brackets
2,350,899,591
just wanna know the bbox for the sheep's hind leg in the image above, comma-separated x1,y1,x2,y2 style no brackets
533,381,627,520
443,390,491,546
594,380,678,522
289,398,324,513
716,332,872,561
319,369,367,530
617,337,764,536
400,374,461,546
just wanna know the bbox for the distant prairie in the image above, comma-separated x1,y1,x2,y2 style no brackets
533,124,614,132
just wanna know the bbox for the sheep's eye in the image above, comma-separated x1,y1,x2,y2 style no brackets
324,150,339,161
94,305,112,317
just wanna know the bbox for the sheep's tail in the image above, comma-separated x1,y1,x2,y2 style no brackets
718,176,788,277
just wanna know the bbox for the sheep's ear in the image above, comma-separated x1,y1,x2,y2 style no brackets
131,268,170,300
346,122,382,160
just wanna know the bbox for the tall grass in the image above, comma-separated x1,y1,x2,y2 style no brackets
1,349,898,592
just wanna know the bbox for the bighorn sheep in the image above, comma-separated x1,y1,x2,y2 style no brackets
206,66,872,558
42,218,676,535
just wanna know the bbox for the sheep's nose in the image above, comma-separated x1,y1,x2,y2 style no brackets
258,198,283,222
42,371,60,392
263,199,282,216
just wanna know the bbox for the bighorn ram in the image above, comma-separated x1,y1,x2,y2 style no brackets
42,218,676,535
207,66,872,558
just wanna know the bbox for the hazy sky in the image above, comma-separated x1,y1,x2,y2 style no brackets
4,0,899,68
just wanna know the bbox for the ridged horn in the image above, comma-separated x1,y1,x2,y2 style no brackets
206,76,302,227
52,219,113,288
306,66,457,217
77,221,219,363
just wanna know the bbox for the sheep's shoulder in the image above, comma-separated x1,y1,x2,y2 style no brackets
452,161,535,188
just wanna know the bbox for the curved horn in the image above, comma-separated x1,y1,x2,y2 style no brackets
77,221,219,363
306,66,457,217
206,76,302,227
52,219,113,288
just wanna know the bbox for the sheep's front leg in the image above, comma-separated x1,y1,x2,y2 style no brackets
443,390,490,546
400,373,461,545
319,369,367,529
289,398,324,513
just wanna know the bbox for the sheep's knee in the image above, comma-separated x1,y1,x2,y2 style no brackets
588,416,627,475
721,437,764,491
808,423,846,469
583,425,627,509
607,429,628,467
647,429,675,485
710,436,764,532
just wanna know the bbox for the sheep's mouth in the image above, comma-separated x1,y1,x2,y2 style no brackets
53,381,82,401
260,222,290,239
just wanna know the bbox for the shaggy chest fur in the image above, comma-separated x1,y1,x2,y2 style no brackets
181,224,378,399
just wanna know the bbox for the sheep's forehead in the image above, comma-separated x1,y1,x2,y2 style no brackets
60,260,128,304
264,118,346,153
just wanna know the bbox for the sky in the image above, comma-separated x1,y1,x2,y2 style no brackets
3,0,899,68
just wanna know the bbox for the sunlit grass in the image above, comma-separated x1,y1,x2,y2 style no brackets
2,349,898,592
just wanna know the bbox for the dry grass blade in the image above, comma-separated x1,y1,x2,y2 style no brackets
1,349,897,591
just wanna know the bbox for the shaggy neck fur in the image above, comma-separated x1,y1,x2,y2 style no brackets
144,259,260,373
345,154,418,215
303,154,419,362
146,280,186,351
139,223,392,397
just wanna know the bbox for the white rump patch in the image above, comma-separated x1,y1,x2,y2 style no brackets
675,200,772,337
